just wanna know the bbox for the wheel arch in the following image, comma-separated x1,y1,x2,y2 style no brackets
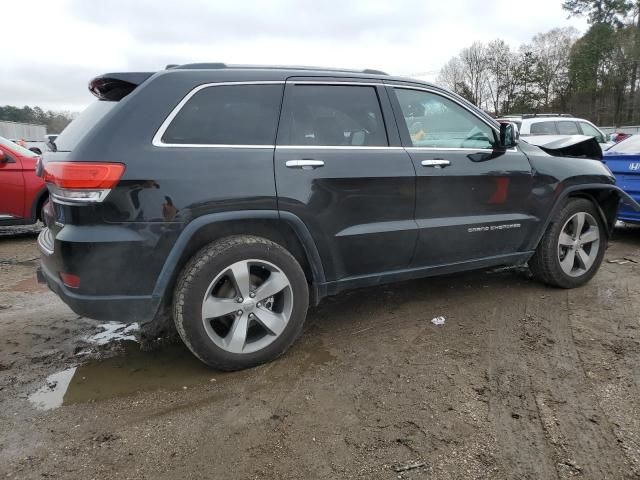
150,211,326,319
533,184,632,249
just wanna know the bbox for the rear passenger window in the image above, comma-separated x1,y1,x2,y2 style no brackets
277,85,388,147
161,84,283,145
530,122,557,135
556,121,580,135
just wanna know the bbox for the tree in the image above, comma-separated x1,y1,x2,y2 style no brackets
485,39,515,115
563,0,634,25
511,48,540,113
459,42,489,107
437,57,472,100
531,28,579,109
0,105,75,134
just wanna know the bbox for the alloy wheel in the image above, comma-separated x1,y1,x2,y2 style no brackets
557,212,601,277
201,259,293,354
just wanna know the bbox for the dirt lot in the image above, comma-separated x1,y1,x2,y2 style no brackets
1,224,639,480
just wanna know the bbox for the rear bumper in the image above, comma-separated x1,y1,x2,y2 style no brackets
37,226,161,322
618,191,640,223
37,260,157,322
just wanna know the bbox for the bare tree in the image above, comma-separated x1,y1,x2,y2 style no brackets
459,42,489,107
437,57,467,94
485,39,514,115
531,27,579,109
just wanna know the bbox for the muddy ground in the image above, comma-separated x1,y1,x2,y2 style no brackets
1,224,639,480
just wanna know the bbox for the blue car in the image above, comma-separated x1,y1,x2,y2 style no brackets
603,135,640,223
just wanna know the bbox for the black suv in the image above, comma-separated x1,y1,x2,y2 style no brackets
37,64,639,370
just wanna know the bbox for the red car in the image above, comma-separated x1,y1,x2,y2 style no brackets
0,136,48,226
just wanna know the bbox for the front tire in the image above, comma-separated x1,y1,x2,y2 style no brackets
530,198,607,288
174,235,309,370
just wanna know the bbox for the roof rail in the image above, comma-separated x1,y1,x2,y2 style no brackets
166,63,388,75
521,113,574,119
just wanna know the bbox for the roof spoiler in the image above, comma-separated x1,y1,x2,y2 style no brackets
88,72,154,101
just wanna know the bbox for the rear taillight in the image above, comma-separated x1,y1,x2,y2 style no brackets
43,162,125,204
59,272,80,289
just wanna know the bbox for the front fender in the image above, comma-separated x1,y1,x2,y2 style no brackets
532,184,637,248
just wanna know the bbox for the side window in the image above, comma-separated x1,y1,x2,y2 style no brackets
277,85,388,147
556,121,580,135
161,84,283,145
394,88,496,149
579,122,604,142
529,121,557,135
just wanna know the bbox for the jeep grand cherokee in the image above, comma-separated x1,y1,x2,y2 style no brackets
37,64,640,370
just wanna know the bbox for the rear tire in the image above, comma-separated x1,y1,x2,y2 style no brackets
530,198,607,288
173,235,309,370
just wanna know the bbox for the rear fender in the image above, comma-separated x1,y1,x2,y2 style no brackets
149,210,326,320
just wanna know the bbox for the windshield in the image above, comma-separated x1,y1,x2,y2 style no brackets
0,136,39,157
607,135,640,154
55,100,116,151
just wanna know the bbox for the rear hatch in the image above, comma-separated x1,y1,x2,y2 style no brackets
40,72,153,234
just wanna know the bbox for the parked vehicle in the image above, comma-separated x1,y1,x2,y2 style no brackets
0,135,48,226
603,134,640,223
0,121,49,155
37,64,640,370
497,114,612,150
610,132,632,143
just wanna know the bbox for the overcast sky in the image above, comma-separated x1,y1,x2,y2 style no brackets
3,0,587,112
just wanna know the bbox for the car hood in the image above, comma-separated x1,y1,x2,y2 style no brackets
522,135,602,161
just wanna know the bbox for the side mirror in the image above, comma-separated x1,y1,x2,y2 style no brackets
0,150,6,163
499,122,519,148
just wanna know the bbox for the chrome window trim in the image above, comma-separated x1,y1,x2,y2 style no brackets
152,79,506,150
277,145,403,150
405,147,494,153
287,81,383,87
152,81,286,148
405,146,518,153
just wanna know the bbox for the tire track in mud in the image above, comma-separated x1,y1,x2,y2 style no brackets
567,276,640,478
523,285,634,479
485,287,559,480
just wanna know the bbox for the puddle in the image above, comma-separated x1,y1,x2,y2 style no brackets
29,342,223,410
29,367,78,410
28,334,337,411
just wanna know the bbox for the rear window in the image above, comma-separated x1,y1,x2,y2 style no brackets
55,101,116,152
161,84,283,145
529,121,557,135
607,135,640,153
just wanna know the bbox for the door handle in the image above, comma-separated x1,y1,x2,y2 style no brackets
285,160,325,170
421,159,451,168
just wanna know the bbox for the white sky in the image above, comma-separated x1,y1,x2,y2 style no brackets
2,0,587,112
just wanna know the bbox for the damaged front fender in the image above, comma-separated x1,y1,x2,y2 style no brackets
523,135,602,161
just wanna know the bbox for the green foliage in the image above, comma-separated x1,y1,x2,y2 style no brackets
0,105,75,134
562,0,634,26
